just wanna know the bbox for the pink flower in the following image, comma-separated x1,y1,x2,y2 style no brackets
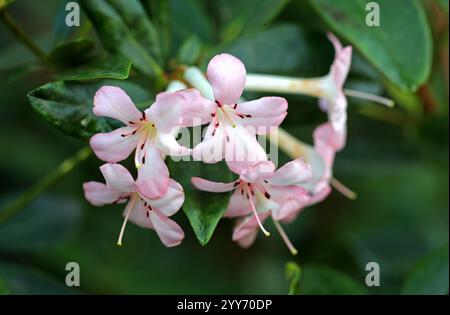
191,159,311,254
316,33,352,148
83,163,185,247
90,86,197,199
188,53,288,166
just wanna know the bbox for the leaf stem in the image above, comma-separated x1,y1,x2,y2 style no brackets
0,146,92,224
0,9,50,66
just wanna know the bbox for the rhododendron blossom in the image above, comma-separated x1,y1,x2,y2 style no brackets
90,86,199,199
185,53,288,166
191,159,312,254
83,163,185,247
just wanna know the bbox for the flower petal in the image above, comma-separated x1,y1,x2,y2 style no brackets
126,198,154,229
145,92,184,133
328,33,352,88
90,126,139,163
83,181,122,206
191,177,236,193
269,158,312,186
93,86,142,125
236,97,288,134
149,210,185,247
192,124,225,163
237,160,275,183
236,229,259,248
232,212,270,241
207,53,246,105
156,132,192,156
224,125,268,169
224,188,252,218
146,179,184,217
99,163,136,193
269,185,309,221
136,144,170,199
177,88,216,127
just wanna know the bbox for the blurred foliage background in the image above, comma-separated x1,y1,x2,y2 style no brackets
0,0,448,294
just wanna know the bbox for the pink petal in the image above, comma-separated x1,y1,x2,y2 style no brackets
149,210,185,247
236,229,259,248
269,158,312,186
232,212,270,241
177,88,216,127
156,132,192,156
224,125,268,169
136,144,170,199
192,124,225,163
306,185,332,206
207,53,246,105
83,181,122,206
224,188,252,218
126,198,154,229
146,179,184,217
326,92,348,143
236,97,288,134
93,86,142,125
145,92,184,133
191,177,235,192
99,163,136,193
269,185,309,221
237,160,275,183
327,33,352,88
90,126,139,163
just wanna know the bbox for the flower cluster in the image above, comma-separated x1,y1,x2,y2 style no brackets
83,33,372,254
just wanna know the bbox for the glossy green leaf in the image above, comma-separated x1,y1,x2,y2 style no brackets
300,265,368,294
49,38,95,67
27,80,151,141
80,0,162,78
167,159,234,246
216,0,290,42
178,35,202,65
55,55,132,81
0,196,81,252
309,0,432,91
285,262,302,295
217,24,316,75
402,244,449,295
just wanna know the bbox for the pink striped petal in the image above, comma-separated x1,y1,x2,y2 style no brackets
224,188,252,218
207,53,246,105
145,92,184,133
237,160,275,183
126,199,154,229
93,86,142,125
149,210,185,247
146,179,184,217
177,89,216,127
83,181,122,206
136,144,170,199
269,158,312,186
191,177,235,192
236,97,288,134
99,163,136,193
232,212,270,242
90,126,139,163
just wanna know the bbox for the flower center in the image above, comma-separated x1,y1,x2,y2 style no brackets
210,101,253,139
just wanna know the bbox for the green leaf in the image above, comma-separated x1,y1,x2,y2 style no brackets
167,159,234,246
216,0,290,42
27,80,151,140
0,276,8,295
55,55,132,81
402,244,449,295
49,38,95,67
435,0,449,14
0,196,81,252
178,35,202,65
216,24,312,75
309,0,432,91
300,265,369,294
80,0,163,78
285,262,302,295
